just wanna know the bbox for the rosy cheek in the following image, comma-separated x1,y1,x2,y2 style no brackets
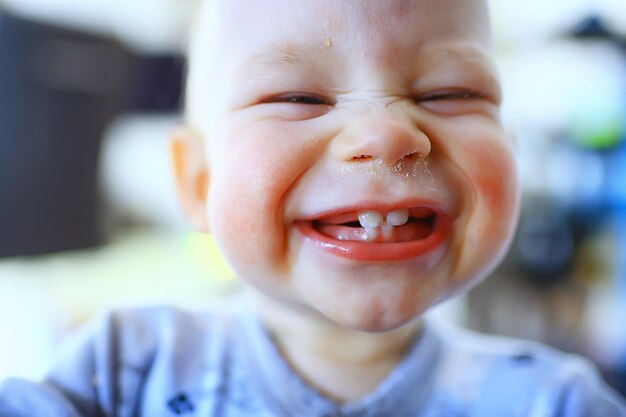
467,150,519,262
209,130,298,266
211,196,255,263
475,164,515,215
456,125,516,211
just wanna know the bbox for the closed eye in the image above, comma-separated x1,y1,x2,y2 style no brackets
266,93,331,105
415,89,496,116
417,90,483,102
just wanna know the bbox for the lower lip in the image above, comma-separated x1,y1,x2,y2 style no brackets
295,217,452,262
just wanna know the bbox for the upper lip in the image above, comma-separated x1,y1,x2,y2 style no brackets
297,198,455,223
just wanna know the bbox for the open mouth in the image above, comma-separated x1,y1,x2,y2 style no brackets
296,206,451,262
313,207,437,243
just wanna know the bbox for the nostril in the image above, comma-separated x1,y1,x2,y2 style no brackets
391,151,425,169
404,151,423,160
399,151,426,164
350,155,373,162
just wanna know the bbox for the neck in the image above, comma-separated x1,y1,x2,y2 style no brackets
251,291,421,403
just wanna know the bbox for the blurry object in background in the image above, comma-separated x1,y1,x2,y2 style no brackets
467,193,585,353
0,9,185,258
499,39,625,136
1,0,193,54
100,115,187,231
468,7,626,395
566,16,625,150
125,56,185,113
570,14,620,40
0,0,192,380
515,195,574,285
566,15,626,394
599,139,626,396
0,287,57,380
489,0,626,45
568,14,626,48
0,228,239,381
0,11,130,257
580,221,626,394
466,246,587,354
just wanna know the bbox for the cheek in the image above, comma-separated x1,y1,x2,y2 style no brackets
468,147,519,261
449,121,518,224
446,122,520,287
473,142,519,218
208,178,265,267
208,142,286,267
206,122,324,271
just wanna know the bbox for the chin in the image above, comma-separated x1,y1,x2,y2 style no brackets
351,318,418,333
314,297,429,333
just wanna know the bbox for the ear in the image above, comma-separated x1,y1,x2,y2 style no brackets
169,126,210,232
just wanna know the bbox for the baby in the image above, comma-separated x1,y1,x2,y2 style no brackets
1,0,625,416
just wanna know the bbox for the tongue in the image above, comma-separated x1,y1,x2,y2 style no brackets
315,221,434,243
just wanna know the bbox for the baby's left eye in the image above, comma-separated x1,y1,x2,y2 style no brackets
267,93,330,105
417,90,483,102
414,89,495,116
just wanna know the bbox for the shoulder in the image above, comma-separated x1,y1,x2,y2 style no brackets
55,305,227,368
0,378,83,417
428,322,626,416
96,305,225,358
84,304,235,384
97,304,223,337
0,305,237,417
432,321,582,369
52,305,233,415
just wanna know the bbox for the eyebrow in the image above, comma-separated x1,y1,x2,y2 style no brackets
236,43,318,76
233,42,500,97
422,45,498,78
420,45,501,97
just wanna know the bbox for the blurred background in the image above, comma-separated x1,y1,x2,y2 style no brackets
0,0,625,396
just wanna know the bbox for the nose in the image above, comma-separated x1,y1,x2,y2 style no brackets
330,113,431,165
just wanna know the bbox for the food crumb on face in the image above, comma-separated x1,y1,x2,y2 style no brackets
324,37,333,47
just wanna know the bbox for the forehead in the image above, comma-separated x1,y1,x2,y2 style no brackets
203,0,492,65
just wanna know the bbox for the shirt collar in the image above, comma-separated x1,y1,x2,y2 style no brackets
236,311,442,417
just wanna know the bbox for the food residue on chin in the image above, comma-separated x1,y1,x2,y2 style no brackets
324,37,333,47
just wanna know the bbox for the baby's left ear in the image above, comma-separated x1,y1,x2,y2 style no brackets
169,126,210,232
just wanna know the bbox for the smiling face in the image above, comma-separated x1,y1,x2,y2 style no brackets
182,0,520,331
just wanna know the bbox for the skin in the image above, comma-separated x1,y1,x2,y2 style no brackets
173,0,520,402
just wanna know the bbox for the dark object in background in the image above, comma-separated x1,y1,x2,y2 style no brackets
513,195,575,286
570,15,616,40
0,11,184,257
0,12,127,257
567,14,626,53
126,55,186,113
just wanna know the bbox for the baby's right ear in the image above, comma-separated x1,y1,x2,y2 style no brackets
169,126,209,232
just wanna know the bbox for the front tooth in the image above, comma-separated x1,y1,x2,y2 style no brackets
381,223,394,240
386,209,409,226
364,227,379,240
358,211,384,228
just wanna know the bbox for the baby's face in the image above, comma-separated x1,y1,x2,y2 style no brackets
188,0,519,331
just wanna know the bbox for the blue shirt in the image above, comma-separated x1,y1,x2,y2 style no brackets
1,306,624,416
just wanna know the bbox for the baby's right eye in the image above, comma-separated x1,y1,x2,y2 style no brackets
266,93,330,105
